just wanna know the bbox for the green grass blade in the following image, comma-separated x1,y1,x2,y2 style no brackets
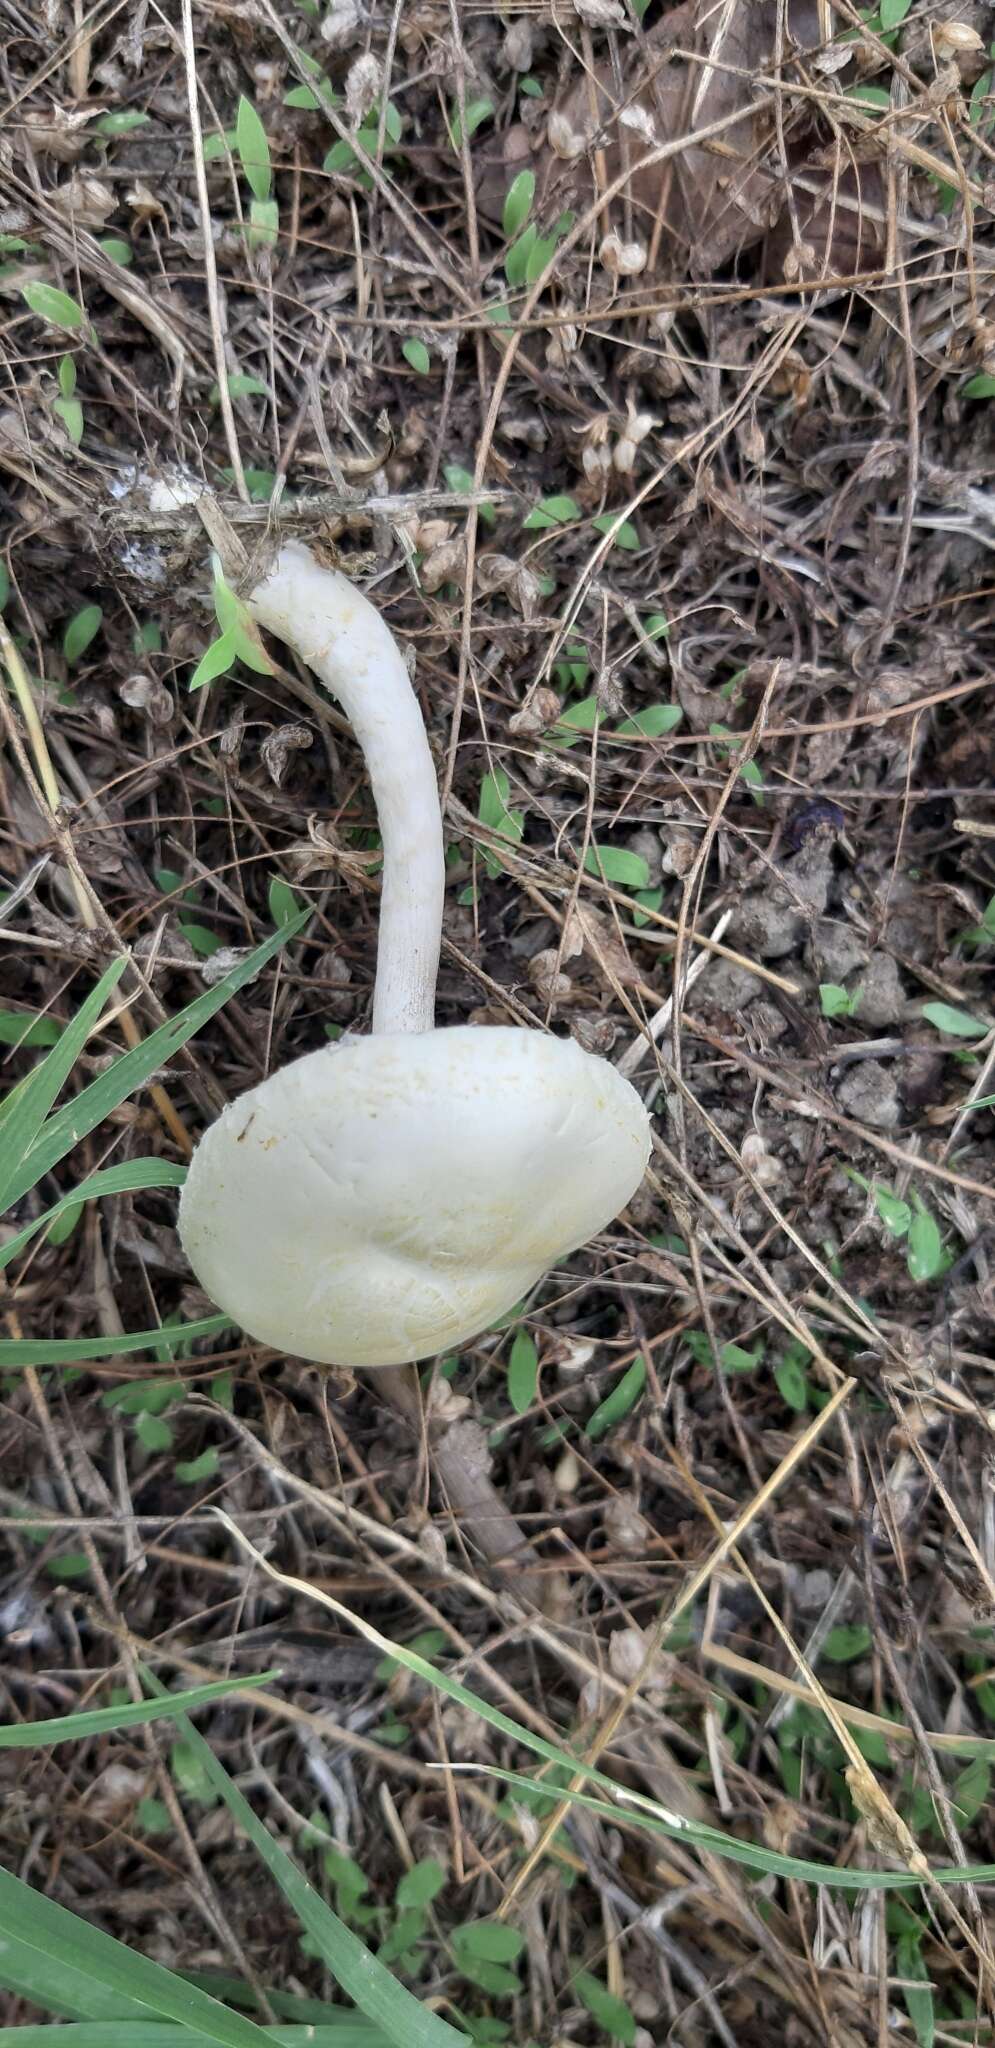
0,959,125,1211
0,1313,230,1369
0,1866,273,2044
157,1687,467,2048
7,914,308,1211
0,2029,387,2046
219,1523,995,1900
474,1765,995,1891
181,1975,386,2027
0,1921,140,2023
0,1671,277,1749
0,1160,186,1275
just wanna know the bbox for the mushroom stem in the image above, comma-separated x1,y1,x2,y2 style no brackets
248,541,444,1035
246,543,561,1608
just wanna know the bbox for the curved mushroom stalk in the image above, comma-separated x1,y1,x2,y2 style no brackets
177,542,651,1601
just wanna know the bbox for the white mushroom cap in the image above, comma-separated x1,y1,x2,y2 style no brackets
178,1025,650,1366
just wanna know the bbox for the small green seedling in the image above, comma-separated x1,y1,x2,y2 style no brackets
63,603,102,664
51,353,83,445
190,554,274,690
820,982,861,1020
507,1327,538,1413
921,1000,988,1039
443,461,496,527
20,280,86,332
574,1970,637,2044
709,722,765,804
324,99,403,182
477,766,524,877
845,1169,948,1283
402,337,431,375
449,96,493,148
583,843,651,890
236,94,278,250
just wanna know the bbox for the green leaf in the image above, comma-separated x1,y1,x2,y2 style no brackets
170,1739,220,1806
583,844,651,890
94,108,150,135
248,197,279,250
236,95,272,201
190,629,239,691
615,703,682,738
376,1628,448,1684
136,1796,172,1835
507,1328,538,1414
823,1625,873,1663
396,1859,446,1909
175,1446,221,1484
895,1929,934,2048
880,0,912,21
58,354,77,397
845,82,891,109
202,128,238,161
555,696,599,735
45,1198,83,1245
632,885,662,928
134,1410,174,1452
20,281,85,330
907,1199,943,1283
504,223,538,288
402,337,431,375
268,875,305,927
210,558,273,673
952,1756,990,1825
820,982,859,1019
102,1379,186,1415
522,492,580,531
969,67,993,130
519,76,543,97
98,237,133,265
478,767,524,852
46,1553,90,1580
179,921,224,958
774,1341,811,1413
921,1001,988,1038
453,1922,524,1965
442,462,495,526
873,1186,911,1237
210,373,270,403
721,1341,763,1373
586,1358,646,1440
502,169,535,240
0,1009,61,1048
573,1970,636,2045
63,604,102,664
53,395,84,445
450,96,493,147
591,512,640,551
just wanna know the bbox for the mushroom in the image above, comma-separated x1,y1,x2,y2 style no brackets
178,541,651,1370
